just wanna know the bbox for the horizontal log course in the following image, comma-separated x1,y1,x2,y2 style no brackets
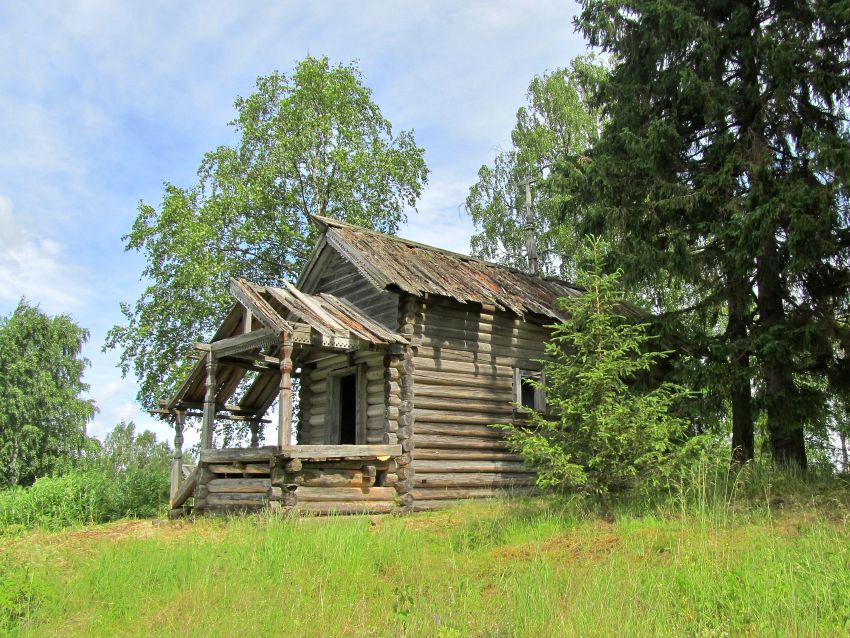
206,463,269,475
416,337,547,362
415,434,510,450
415,384,513,401
367,389,387,404
365,368,385,382
207,478,271,493
295,486,399,502
413,460,531,473
310,380,327,394
417,324,547,352
366,431,387,444
414,410,514,426
280,444,402,459
414,398,513,415
285,470,367,488
414,473,537,488
200,447,277,464
411,487,537,500
205,492,267,507
197,504,265,515
367,381,385,394
301,460,390,471
413,369,514,390
315,354,350,370
413,422,507,439
413,448,523,462
411,500,456,512
295,501,399,515
414,358,513,377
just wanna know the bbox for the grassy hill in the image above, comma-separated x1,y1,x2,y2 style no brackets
3,482,849,637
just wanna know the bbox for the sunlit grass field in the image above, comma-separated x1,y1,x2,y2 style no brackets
2,470,849,637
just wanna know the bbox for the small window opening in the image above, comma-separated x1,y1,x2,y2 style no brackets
521,376,537,410
339,373,357,444
515,369,545,413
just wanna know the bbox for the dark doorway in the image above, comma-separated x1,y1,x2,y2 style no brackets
338,373,357,444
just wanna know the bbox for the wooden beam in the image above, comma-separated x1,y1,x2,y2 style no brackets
201,356,216,449
202,327,278,358
278,331,294,447
279,444,402,459
169,410,186,507
230,278,293,334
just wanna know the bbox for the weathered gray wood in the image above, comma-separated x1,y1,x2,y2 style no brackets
207,463,271,475
415,385,512,401
205,327,278,358
413,460,531,473
413,448,523,462
414,434,509,450
414,473,536,488
414,410,513,426
280,444,401,459
413,368,514,390
278,333,294,447
201,446,278,463
169,410,185,506
414,398,513,415
295,486,398,502
206,493,267,507
356,362,368,445
413,423,507,439
414,358,513,377
325,373,340,444
201,356,217,449
285,470,367,488
207,478,271,493
170,466,199,509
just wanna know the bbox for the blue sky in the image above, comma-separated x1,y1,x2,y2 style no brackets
0,1,587,445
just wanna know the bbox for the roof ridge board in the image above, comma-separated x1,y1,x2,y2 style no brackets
311,213,534,275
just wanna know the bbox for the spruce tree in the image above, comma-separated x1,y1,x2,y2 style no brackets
569,0,850,467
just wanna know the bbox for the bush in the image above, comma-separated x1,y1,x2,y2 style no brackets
0,422,171,531
497,237,708,498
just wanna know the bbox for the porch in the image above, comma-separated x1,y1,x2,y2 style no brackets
155,278,413,517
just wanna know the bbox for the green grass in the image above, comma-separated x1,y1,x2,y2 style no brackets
2,480,849,637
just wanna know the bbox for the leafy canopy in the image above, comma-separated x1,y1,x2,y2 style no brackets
569,0,850,467
106,56,429,409
466,55,607,277
0,300,96,487
498,237,701,496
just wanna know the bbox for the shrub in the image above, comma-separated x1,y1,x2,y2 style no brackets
497,236,708,497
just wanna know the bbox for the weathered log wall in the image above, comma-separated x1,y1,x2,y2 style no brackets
409,296,547,509
189,447,409,515
297,350,388,446
314,247,398,329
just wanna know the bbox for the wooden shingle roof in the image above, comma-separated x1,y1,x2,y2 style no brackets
300,215,584,321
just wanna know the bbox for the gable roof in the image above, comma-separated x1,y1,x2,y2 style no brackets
299,215,583,321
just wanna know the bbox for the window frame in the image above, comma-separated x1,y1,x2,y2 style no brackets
513,367,546,414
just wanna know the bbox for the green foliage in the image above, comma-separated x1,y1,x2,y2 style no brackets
2,491,849,636
499,237,704,496
568,0,850,467
106,55,429,409
466,55,607,277
0,300,96,488
0,422,171,531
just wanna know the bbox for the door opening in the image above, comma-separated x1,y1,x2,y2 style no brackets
338,373,357,444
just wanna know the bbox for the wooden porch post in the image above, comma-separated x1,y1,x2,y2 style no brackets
278,331,294,447
249,419,260,448
169,409,185,506
202,355,217,449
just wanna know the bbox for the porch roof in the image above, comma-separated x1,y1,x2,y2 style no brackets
157,278,406,419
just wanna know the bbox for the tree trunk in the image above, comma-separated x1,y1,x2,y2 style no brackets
727,276,754,464
839,430,848,474
756,236,807,468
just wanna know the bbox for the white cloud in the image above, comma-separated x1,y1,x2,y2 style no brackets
0,195,90,314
